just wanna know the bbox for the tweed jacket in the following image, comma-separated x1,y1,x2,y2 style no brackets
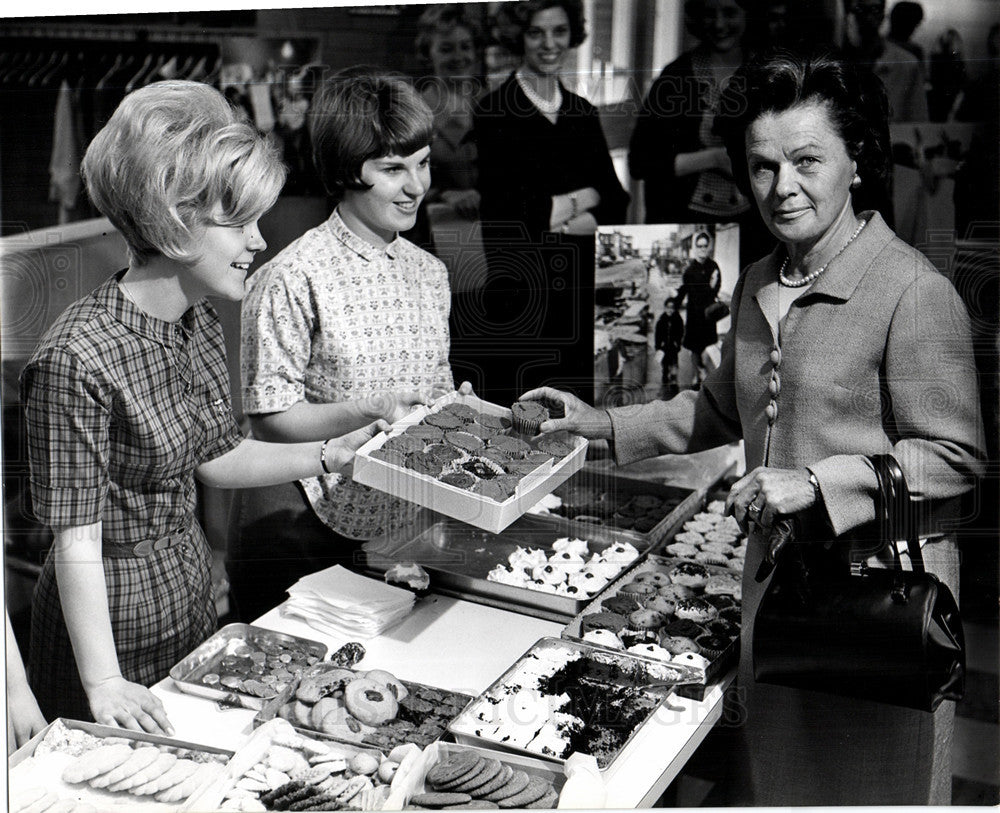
609,212,984,537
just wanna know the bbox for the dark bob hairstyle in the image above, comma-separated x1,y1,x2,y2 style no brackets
309,68,433,197
716,48,892,203
507,0,587,54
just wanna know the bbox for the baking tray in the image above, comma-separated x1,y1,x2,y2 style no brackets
447,636,702,771
527,467,700,550
8,718,233,812
353,392,587,533
169,623,327,710
363,514,647,618
254,665,473,753
562,555,742,700
389,740,566,809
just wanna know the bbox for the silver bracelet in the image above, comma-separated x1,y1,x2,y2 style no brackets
570,193,578,220
320,439,334,474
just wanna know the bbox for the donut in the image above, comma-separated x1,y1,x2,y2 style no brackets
343,678,398,725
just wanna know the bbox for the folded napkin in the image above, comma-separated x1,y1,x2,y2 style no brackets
283,565,414,639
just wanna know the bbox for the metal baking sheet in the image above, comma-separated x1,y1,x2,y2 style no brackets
562,554,741,698
169,623,327,710
363,514,649,618
253,666,473,752
447,636,702,771
528,467,700,549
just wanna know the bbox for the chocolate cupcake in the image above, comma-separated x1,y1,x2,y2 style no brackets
602,594,641,615
425,443,464,465
473,479,510,502
369,447,406,466
445,431,485,453
461,456,504,479
535,436,575,458
405,450,443,476
486,435,531,459
660,634,701,655
620,628,658,648
424,411,465,430
581,611,627,634
439,471,476,489
661,618,705,638
706,618,740,638
440,402,478,423
720,606,742,625
464,422,498,440
504,459,543,476
476,412,512,432
694,633,730,660
704,593,737,611
619,581,657,598
628,608,667,630
510,400,548,435
383,433,425,455
404,423,444,443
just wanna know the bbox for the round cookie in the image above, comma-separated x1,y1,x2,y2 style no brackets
343,678,398,725
482,770,531,802
412,792,474,807
450,759,503,793
470,764,514,798
497,775,551,808
525,788,560,809
426,751,483,787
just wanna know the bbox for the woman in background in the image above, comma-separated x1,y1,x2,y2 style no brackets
470,0,628,406
675,230,722,388
22,81,381,731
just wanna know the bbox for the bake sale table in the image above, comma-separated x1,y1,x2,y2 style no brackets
150,591,732,809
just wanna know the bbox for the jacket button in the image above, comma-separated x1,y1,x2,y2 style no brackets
769,377,780,396
770,348,781,366
766,401,777,422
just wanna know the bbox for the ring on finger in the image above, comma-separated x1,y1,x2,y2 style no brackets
747,502,762,520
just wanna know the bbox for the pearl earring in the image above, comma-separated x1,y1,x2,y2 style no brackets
851,175,862,189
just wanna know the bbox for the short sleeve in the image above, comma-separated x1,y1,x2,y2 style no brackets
196,310,245,464
241,263,316,415
21,348,111,526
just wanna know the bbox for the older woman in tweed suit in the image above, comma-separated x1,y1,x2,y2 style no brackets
522,49,984,805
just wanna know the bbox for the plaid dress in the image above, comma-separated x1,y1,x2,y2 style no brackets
20,272,243,721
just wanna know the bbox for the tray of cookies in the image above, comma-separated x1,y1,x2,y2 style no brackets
526,466,700,550
353,392,587,533
561,554,742,700
254,661,473,754
8,718,232,812
201,718,425,812
169,623,328,710
447,637,701,771
363,514,645,618
655,497,747,573
386,740,566,810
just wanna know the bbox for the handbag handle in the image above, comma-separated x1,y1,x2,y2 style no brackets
869,454,925,606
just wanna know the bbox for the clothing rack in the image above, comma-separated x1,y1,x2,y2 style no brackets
0,23,257,44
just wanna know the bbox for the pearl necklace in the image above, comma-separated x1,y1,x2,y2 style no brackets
516,68,562,117
778,218,867,288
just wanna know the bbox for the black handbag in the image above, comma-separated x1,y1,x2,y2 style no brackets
752,454,965,712
704,299,730,322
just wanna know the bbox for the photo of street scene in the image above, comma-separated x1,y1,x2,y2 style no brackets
594,222,740,407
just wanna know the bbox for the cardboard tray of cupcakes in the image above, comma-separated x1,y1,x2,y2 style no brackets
385,740,566,809
561,554,742,700
363,513,647,619
353,392,587,534
525,466,701,551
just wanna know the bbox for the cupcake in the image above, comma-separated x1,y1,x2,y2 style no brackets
669,562,710,589
383,433,425,455
404,451,442,476
644,595,677,617
461,456,504,479
583,629,625,651
404,423,445,443
476,412,512,432
660,635,700,655
674,598,719,624
703,593,737,612
658,583,696,600
664,542,699,559
694,633,730,660
567,570,608,597
706,617,740,638
581,611,627,634
439,471,476,489
440,402,478,423
486,435,531,459
620,628,659,648
602,595,641,615
445,430,485,453
628,608,667,630
704,573,742,596
627,643,672,662
473,479,511,502
535,436,575,458
423,411,465,430
719,606,743,624
619,581,657,598
662,619,705,638
510,400,549,435
369,447,406,467
633,570,672,587
553,537,591,557
695,550,731,567
671,651,710,673
425,443,464,465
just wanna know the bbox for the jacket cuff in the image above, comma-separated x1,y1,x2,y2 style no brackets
808,455,879,537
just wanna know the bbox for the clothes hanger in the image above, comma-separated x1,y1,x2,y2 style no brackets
26,49,62,88
38,50,70,88
124,52,154,94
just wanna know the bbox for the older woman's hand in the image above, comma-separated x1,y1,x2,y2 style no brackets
518,387,613,439
726,466,817,534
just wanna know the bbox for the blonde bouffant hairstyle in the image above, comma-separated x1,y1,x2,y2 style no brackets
82,80,286,265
